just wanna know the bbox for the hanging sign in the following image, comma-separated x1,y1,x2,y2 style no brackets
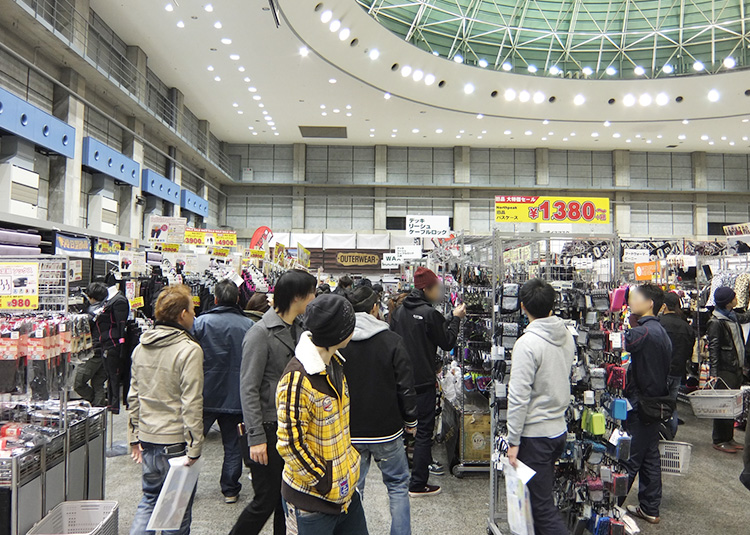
184,228,237,247
622,249,651,263
119,251,147,273
250,226,273,249
68,260,83,282
336,252,381,267
208,247,231,259
274,243,286,264
406,215,451,237
244,249,266,259
55,234,90,258
95,239,122,255
148,216,187,244
635,261,660,281
129,296,144,309
723,223,750,236
0,262,39,310
297,243,311,268
382,253,401,269
395,245,422,260
495,195,610,224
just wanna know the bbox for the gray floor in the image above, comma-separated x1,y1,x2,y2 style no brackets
105,405,747,535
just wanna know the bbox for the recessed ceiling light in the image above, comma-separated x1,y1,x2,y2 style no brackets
504,130,511,135
540,137,546,141
478,59,488,68
603,121,611,127
700,134,709,140
329,78,337,84
548,131,554,135
238,66,245,72
525,130,532,136
481,130,487,134
252,132,258,136
613,133,621,138
258,103,264,108
502,62,512,71
623,94,636,107
432,50,439,56
244,77,251,82
549,65,561,75
744,119,749,123
478,136,483,139
369,128,375,132
412,70,424,82
533,91,545,104
268,121,275,126
204,3,214,12
605,66,617,76
237,110,243,115
265,116,273,121
678,134,686,140
248,126,254,130
721,136,727,141
369,49,380,60
519,90,530,103
456,135,461,139
625,139,631,143
707,89,720,102
391,134,396,138
730,141,735,146
412,128,419,133
634,65,645,76
207,65,214,71
369,134,375,137
635,133,641,138
214,75,221,81
709,141,714,145
573,94,585,105
527,65,538,73
320,105,326,109
329,20,341,32
454,55,464,64
274,133,279,136
693,61,704,71
424,74,436,86
562,137,568,141
477,114,484,119
213,21,222,29
655,92,669,106
570,132,576,136
346,112,352,117
400,65,412,77
639,93,652,106
384,92,391,99
339,28,350,40
542,119,549,125
582,66,593,76
248,86,257,92
743,136,749,141
299,46,309,57
392,129,398,132
459,130,465,134
504,88,516,101
321,112,327,116
662,63,674,74
646,139,652,144
165,3,174,11
682,119,689,125
724,57,736,69
262,111,268,115
320,10,333,23
591,132,599,137
464,83,475,95
176,20,185,28
229,54,240,60
221,38,232,45
252,95,261,100
333,109,340,113
232,102,238,107
657,134,663,139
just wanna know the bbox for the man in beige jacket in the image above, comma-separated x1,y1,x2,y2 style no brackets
128,284,204,535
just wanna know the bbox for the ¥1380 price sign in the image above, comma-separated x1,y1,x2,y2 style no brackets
495,196,610,224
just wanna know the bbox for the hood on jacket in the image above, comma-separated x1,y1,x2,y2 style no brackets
140,324,193,348
352,312,390,341
524,316,571,347
403,290,431,309
295,331,345,375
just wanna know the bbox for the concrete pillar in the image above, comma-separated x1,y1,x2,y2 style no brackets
218,187,228,228
120,116,144,241
535,148,549,186
374,189,386,230
614,192,631,237
69,0,90,53
292,186,305,230
88,174,118,234
170,88,184,134
293,143,306,182
199,120,210,158
126,46,148,105
693,193,708,239
613,150,630,188
691,152,707,190
49,68,85,227
453,146,470,184
453,188,471,232
375,145,387,183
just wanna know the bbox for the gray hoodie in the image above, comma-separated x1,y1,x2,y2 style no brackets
507,316,575,446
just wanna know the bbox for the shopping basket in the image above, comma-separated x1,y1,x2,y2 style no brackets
26,501,118,535
687,378,744,419
659,441,692,476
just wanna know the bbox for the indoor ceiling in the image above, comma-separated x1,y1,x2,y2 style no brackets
90,0,750,153
359,0,750,79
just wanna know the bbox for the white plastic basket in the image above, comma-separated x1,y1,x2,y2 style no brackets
688,379,744,419
659,440,692,476
26,501,118,535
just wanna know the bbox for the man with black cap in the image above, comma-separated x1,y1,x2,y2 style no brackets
391,266,466,497
707,286,750,453
275,294,368,535
341,286,417,535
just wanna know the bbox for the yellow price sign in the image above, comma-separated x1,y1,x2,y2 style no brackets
0,296,38,310
495,195,610,224
129,296,144,309
245,249,266,259
192,295,201,306
184,228,238,247
162,243,180,253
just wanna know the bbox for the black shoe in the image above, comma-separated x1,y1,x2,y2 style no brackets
429,461,445,476
409,485,441,497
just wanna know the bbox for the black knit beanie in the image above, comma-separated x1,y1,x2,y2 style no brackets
305,294,356,348
348,286,379,313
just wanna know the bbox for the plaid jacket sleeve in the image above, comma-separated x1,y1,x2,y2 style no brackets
276,371,327,487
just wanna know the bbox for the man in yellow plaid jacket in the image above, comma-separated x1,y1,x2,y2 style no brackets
276,294,369,535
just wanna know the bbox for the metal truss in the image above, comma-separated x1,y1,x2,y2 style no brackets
359,0,750,78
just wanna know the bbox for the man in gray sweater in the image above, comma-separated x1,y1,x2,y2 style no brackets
507,278,575,535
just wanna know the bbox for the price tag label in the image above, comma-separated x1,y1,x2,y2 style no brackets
162,243,181,253
0,296,39,310
192,296,201,306
129,296,144,309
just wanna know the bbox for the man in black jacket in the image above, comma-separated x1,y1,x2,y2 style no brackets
86,282,130,413
390,267,465,497
341,286,417,535
659,292,696,437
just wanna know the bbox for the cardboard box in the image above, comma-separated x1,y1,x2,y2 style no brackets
462,412,491,461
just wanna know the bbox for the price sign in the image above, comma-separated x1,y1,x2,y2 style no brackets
192,296,201,306
635,261,660,281
495,195,610,224
208,247,230,259
184,228,238,247
0,296,38,309
0,263,39,311
162,243,181,253
148,216,187,244
297,243,311,268
129,296,144,309
244,249,266,259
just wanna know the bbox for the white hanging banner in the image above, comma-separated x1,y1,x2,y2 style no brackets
324,233,357,250
406,215,451,237
357,233,391,250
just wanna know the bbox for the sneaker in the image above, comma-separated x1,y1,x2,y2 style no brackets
729,439,745,451
429,461,445,476
713,442,738,454
626,505,660,525
225,495,239,504
409,485,441,498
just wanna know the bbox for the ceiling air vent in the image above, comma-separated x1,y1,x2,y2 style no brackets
298,126,348,139
666,144,678,148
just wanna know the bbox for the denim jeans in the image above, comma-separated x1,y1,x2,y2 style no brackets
355,437,411,535
666,375,682,438
283,490,368,535
203,412,243,497
622,411,662,518
130,443,196,535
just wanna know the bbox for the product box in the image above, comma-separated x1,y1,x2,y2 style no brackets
462,412,492,462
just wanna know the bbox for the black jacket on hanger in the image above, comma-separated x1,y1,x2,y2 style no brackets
660,313,696,379
92,291,129,351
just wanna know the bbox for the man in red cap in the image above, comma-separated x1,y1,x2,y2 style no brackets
390,267,466,497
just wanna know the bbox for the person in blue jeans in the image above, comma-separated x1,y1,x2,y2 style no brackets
128,285,204,535
341,286,418,535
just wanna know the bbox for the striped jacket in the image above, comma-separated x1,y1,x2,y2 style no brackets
276,332,360,514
